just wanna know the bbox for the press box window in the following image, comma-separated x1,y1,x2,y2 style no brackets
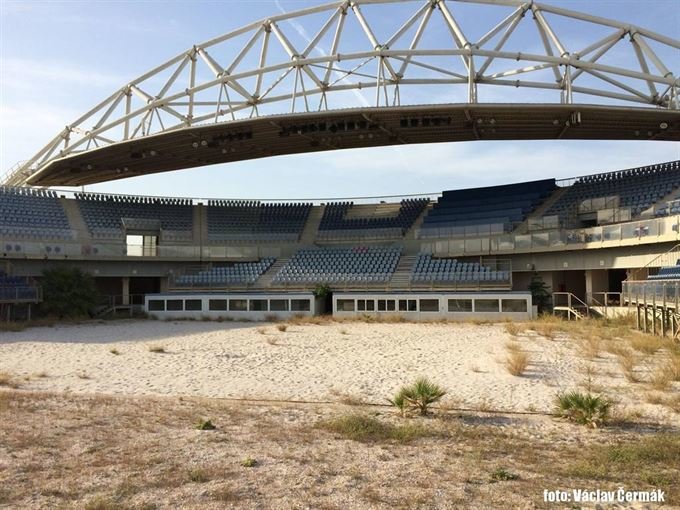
185,299,202,311
378,299,396,312
448,299,472,312
270,299,289,311
209,299,227,311
502,299,528,313
475,299,500,312
291,299,311,312
419,299,439,312
166,299,183,311
249,299,268,311
229,299,248,311
148,300,165,311
337,299,355,312
399,299,417,312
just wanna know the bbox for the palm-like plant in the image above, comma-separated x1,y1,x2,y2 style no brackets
389,377,447,416
556,391,612,428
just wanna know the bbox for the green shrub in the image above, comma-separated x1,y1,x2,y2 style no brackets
196,419,216,431
389,377,446,416
556,391,612,428
241,457,257,468
490,467,519,482
40,267,99,319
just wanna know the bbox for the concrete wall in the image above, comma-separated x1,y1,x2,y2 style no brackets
144,292,317,321
332,292,533,321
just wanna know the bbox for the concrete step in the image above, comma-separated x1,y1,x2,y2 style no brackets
300,205,325,244
59,197,89,241
254,257,289,288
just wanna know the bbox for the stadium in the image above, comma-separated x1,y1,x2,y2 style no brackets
1,0,680,508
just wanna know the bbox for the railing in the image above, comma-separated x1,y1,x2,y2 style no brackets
0,286,42,304
629,243,680,281
553,292,590,320
623,280,680,308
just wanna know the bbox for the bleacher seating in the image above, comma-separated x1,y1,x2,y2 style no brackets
411,253,510,284
0,186,72,240
318,199,429,237
273,246,401,284
0,270,40,302
647,260,680,280
420,179,556,236
546,161,680,223
174,258,276,287
207,200,311,242
75,193,193,239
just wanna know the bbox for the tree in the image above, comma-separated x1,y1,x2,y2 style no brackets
528,272,551,313
40,267,99,318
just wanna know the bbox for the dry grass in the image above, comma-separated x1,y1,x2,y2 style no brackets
276,324,288,332
0,391,678,509
109,348,120,355
147,345,166,354
0,371,22,389
504,322,523,337
329,388,366,406
504,347,531,377
617,350,640,383
256,327,267,335
629,334,665,355
265,337,279,346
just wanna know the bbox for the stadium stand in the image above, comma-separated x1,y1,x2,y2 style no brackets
174,258,276,287
318,198,429,239
0,270,40,302
419,179,556,237
75,193,193,240
273,246,401,284
0,186,72,240
411,253,510,284
546,161,680,224
207,201,312,242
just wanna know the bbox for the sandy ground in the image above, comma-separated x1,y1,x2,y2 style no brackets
1,319,677,425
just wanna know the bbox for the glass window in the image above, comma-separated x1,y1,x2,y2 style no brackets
357,300,366,312
209,299,227,311
337,299,355,312
399,299,417,311
249,299,268,311
167,299,183,311
148,299,165,311
386,300,396,311
270,299,289,312
185,299,202,311
229,299,248,311
419,299,439,312
475,299,499,312
502,299,528,313
448,299,472,312
291,299,311,312
365,300,375,311
378,299,387,311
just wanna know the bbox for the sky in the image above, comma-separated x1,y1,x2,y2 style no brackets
0,0,678,200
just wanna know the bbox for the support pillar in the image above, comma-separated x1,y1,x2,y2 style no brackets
122,277,130,306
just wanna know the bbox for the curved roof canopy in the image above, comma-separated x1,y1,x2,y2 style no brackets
5,0,680,186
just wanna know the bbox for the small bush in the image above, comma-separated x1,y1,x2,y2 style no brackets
109,348,120,355
505,349,530,377
490,467,519,482
556,391,612,428
388,377,446,416
188,468,209,482
504,323,522,337
241,457,257,468
148,345,166,354
196,419,216,431
276,324,288,332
